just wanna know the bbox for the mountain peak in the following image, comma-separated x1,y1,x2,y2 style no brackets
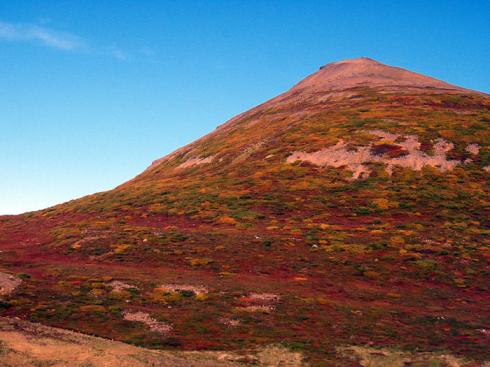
322,56,381,67
291,57,466,93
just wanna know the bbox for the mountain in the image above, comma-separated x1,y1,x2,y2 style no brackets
0,58,489,366
293,57,469,92
142,57,472,175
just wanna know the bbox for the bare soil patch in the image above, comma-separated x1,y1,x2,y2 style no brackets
156,283,208,296
0,272,21,296
287,130,480,179
123,311,172,334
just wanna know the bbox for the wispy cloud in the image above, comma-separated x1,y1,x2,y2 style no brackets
0,21,86,51
108,45,128,61
0,20,150,62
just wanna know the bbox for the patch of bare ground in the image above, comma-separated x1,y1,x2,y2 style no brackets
338,345,490,367
247,293,280,303
235,305,276,313
123,311,172,334
0,272,21,296
235,293,280,313
156,283,208,296
287,130,483,179
0,317,306,367
465,143,481,155
109,280,138,292
177,155,215,169
233,141,266,164
219,317,240,327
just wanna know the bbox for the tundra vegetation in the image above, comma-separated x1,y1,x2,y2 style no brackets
0,63,489,366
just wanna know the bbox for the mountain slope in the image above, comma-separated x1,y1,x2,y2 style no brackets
141,57,475,176
1,58,489,365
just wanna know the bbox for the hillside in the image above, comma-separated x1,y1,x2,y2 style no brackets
0,58,489,366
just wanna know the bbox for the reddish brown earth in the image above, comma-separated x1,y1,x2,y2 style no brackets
0,58,489,366
292,57,470,93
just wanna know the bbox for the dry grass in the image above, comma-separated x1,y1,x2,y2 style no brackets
0,317,306,367
338,345,490,367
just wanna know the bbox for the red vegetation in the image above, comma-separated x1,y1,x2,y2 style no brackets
0,58,489,365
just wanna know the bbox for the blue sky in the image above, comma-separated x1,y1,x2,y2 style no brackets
1,1,489,214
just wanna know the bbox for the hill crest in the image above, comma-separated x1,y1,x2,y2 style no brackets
290,57,469,93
